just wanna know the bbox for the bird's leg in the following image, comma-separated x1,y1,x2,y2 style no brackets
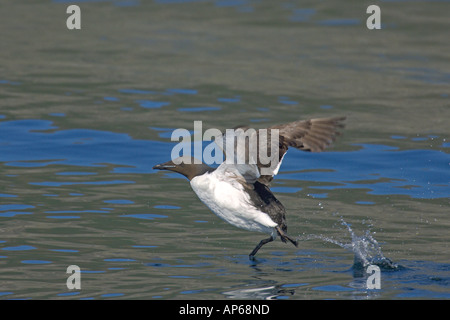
249,236,274,260
275,226,298,247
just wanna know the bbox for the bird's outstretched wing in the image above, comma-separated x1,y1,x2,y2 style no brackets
271,116,346,153
215,116,346,185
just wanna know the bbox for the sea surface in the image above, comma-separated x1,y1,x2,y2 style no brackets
0,0,449,300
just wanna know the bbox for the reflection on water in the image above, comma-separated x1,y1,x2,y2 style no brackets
1,0,449,300
1,90,449,299
281,143,449,199
1,118,447,199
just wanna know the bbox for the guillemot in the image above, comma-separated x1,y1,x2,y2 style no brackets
153,117,345,259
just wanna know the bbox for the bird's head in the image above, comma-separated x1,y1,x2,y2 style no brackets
153,156,213,180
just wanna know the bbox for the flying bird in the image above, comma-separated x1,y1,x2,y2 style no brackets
153,117,345,259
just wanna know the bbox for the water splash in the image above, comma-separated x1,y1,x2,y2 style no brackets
341,220,399,272
304,219,399,272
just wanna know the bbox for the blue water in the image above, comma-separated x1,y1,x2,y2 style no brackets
1,112,449,299
1,118,448,199
1,0,449,300
0,119,164,173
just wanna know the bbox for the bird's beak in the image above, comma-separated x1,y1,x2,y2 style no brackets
153,160,177,171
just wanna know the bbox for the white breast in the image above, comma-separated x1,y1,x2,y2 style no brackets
190,171,277,236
